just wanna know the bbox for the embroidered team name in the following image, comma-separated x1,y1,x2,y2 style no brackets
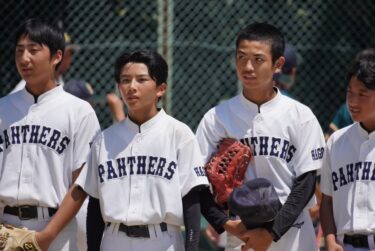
0,125,70,154
311,147,324,160
98,156,185,183
332,161,375,191
194,166,206,177
240,136,296,163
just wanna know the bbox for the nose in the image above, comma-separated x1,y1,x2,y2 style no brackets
18,50,31,66
245,59,254,70
347,93,359,107
127,79,137,93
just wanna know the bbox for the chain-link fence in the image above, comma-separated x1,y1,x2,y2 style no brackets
1,0,375,132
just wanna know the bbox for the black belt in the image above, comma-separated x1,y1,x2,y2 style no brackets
344,234,375,248
4,206,57,220
114,222,168,238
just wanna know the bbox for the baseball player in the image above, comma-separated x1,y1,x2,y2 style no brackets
196,22,325,251
75,50,210,251
320,52,375,251
0,18,100,250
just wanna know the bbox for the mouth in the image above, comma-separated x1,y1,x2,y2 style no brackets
21,68,32,75
126,95,139,101
349,108,360,116
242,73,256,81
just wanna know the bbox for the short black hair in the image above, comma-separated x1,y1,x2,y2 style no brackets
15,18,65,68
114,50,168,86
347,54,375,90
236,22,285,63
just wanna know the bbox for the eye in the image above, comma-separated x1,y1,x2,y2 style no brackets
255,57,264,63
236,54,245,60
119,78,130,84
138,78,149,83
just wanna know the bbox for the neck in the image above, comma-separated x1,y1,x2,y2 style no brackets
243,87,277,106
128,107,159,126
26,80,57,96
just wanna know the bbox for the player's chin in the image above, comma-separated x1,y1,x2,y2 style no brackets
350,113,363,122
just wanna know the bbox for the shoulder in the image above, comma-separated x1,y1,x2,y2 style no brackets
281,95,318,124
0,91,21,112
202,95,241,121
61,91,95,113
327,123,356,145
163,113,195,136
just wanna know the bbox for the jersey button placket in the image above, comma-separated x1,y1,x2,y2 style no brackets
254,115,263,134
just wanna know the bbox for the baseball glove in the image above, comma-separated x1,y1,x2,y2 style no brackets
205,138,252,207
0,224,41,251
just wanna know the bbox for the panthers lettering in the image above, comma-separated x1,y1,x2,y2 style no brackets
241,136,297,162
98,156,184,183
1,125,70,154
331,161,375,191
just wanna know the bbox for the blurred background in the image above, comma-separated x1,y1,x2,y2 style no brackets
1,0,375,134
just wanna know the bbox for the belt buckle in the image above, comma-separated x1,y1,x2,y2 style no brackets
126,225,149,238
18,206,33,220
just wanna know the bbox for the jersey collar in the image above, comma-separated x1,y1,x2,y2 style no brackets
356,122,375,140
22,85,64,104
126,109,166,133
239,87,283,113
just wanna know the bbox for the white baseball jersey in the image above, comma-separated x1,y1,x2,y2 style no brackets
76,109,208,226
320,122,375,235
0,85,100,208
196,90,325,250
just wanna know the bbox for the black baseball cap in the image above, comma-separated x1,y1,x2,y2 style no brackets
64,79,94,101
228,178,281,230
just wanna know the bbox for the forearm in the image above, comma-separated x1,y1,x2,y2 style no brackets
183,188,202,251
200,186,229,234
41,185,87,240
271,170,317,240
87,196,105,251
320,193,337,238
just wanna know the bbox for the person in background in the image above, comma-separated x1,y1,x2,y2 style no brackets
274,43,299,98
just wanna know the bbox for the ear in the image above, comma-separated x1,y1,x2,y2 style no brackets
52,49,63,66
274,56,285,73
156,83,167,98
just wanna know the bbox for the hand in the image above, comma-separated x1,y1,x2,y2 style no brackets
240,228,273,251
326,238,344,251
205,224,220,243
223,219,247,239
106,93,125,122
309,205,320,221
35,231,55,251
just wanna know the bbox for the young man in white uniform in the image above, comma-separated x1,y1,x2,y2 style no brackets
196,22,325,251
320,52,375,251
0,18,100,250
76,50,210,251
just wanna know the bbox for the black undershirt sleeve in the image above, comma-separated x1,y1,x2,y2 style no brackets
200,186,230,234
86,196,105,251
183,185,206,251
270,170,317,241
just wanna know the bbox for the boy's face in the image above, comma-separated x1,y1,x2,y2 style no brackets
118,62,166,116
15,35,61,87
236,40,283,92
347,76,375,130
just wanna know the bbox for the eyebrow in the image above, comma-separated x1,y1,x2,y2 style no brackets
16,42,40,48
120,74,150,78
